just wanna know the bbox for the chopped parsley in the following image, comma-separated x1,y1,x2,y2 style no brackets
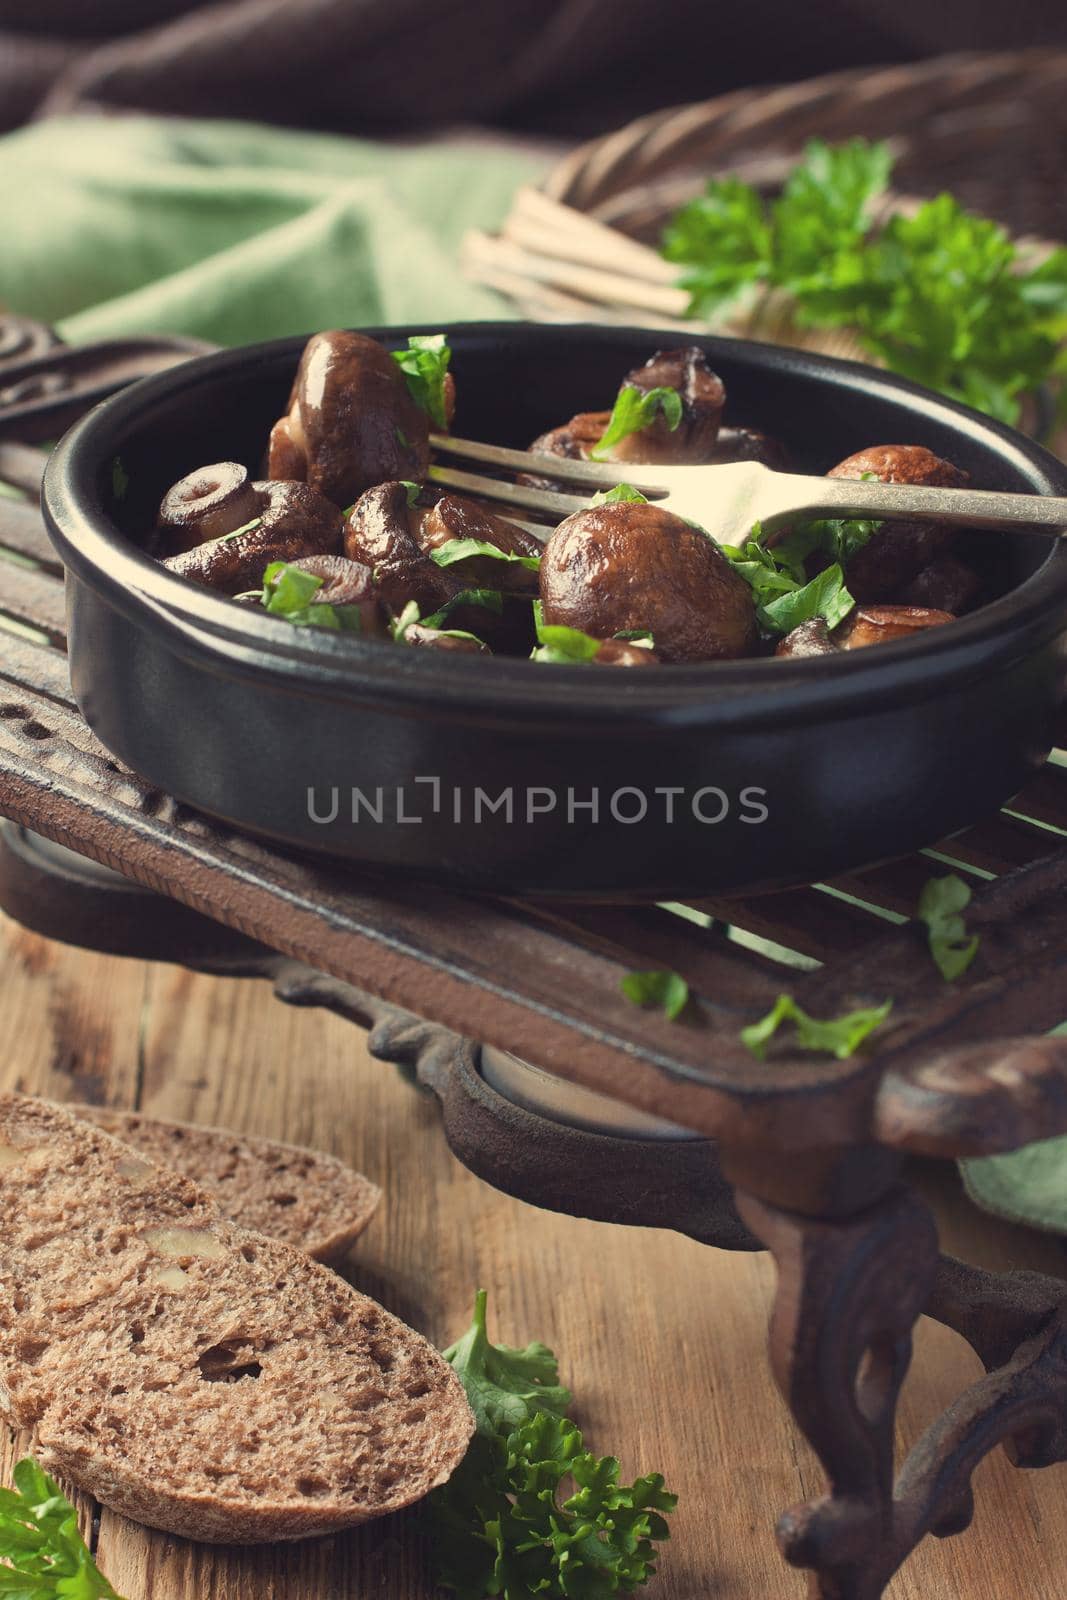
741,992,892,1059
391,333,452,429
591,385,683,459
917,873,980,981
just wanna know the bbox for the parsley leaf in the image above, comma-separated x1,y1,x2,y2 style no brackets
442,1290,571,1441
0,1458,125,1597
620,969,690,1021
430,539,541,573
662,138,1067,424
218,515,263,543
399,479,422,507
589,483,649,506
531,624,603,664
741,993,892,1059
917,873,980,981
420,589,504,629
110,456,129,503
433,1296,676,1600
722,525,855,634
391,333,452,428
590,386,683,459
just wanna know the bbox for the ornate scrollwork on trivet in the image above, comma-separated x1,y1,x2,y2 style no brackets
737,1187,1067,1599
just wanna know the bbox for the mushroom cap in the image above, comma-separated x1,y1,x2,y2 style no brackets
270,330,430,508
540,502,757,664
163,480,342,594
157,462,265,554
827,443,969,604
416,495,542,595
835,604,955,650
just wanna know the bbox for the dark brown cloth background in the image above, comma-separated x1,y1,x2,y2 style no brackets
1,0,1066,139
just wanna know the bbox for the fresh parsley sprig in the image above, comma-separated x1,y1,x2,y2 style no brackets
529,603,654,664
917,873,980,981
391,334,452,429
0,1458,124,1598
662,137,1067,425
590,386,683,459
741,993,892,1060
433,1293,676,1600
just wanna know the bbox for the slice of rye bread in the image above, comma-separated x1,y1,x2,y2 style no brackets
68,1104,381,1263
0,1094,474,1544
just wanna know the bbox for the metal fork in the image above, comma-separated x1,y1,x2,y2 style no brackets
428,434,1067,546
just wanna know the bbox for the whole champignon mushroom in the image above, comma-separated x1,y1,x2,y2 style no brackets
158,462,265,555
417,494,542,595
593,638,661,667
345,483,537,654
280,555,390,637
835,604,955,650
267,330,430,509
775,604,954,657
162,479,343,594
827,444,968,603
539,501,757,664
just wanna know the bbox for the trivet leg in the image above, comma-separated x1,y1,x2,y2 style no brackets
737,1187,1067,1599
736,1185,939,1600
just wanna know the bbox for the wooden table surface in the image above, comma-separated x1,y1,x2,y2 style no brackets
1,907,1065,1600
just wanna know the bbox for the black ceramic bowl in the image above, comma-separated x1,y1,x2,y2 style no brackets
42,322,1067,900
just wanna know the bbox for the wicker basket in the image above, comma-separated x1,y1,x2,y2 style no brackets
464,48,1067,371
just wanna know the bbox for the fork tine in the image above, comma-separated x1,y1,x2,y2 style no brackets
427,464,589,523
429,432,668,494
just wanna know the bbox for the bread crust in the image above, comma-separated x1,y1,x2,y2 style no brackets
68,1105,381,1263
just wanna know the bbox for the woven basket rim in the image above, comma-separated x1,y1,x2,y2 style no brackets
542,45,1067,240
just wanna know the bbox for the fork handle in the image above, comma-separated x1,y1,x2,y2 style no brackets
769,475,1067,535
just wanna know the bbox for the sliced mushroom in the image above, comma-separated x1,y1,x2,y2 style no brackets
267,330,430,508
158,462,265,555
540,501,757,664
708,426,790,471
828,444,969,603
593,638,661,667
163,480,343,594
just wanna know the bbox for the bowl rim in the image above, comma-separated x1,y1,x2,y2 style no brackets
42,320,1067,727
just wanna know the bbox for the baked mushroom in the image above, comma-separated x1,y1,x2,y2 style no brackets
897,556,981,614
776,604,954,656
280,555,390,636
157,462,265,555
162,479,343,594
835,604,955,650
528,347,726,467
828,444,968,603
539,501,757,663
593,638,661,667
267,330,431,508
345,483,538,652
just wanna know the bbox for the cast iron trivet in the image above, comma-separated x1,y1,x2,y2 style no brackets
2,320,1067,1600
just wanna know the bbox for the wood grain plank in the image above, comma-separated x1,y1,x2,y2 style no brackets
1,915,1066,1598
0,493,60,568
0,561,66,644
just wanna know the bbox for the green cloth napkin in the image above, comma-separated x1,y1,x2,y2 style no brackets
0,114,541,344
